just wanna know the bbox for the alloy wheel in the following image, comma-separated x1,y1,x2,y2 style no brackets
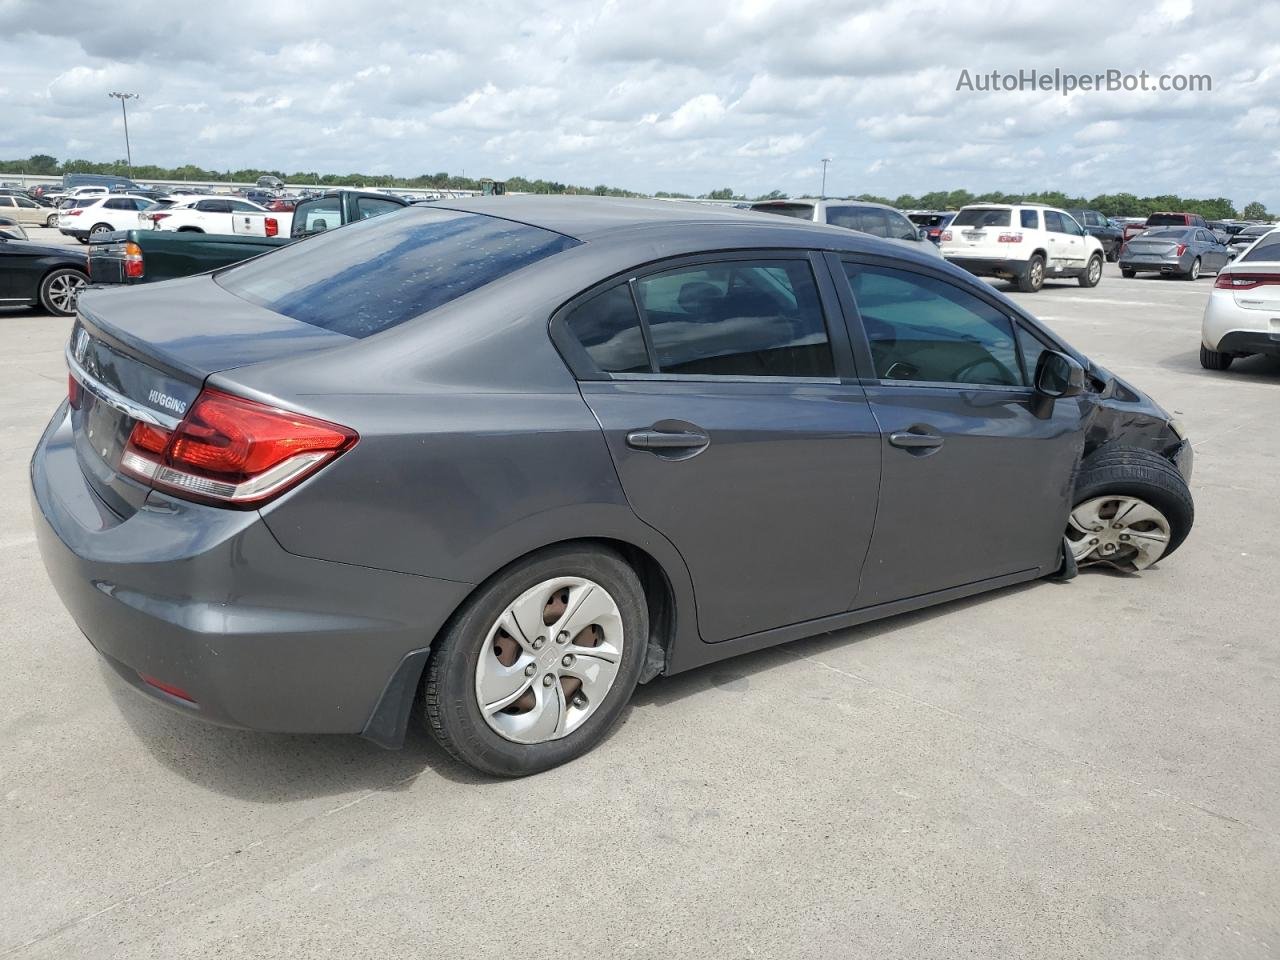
1089,257,1101,284
45,272,85,315
1067,495,1172,570
1030,260,1044,286
474,576,624,744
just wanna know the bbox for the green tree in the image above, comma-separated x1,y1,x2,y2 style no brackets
1241,201,1269,220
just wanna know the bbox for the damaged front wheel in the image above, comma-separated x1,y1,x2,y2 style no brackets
1067,447,1193,572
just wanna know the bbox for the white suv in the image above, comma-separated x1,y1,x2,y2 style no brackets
940,204,1105,292
57,194,158,242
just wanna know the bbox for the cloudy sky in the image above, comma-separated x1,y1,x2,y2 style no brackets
1,0,1276,205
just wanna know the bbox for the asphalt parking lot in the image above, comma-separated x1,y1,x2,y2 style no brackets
2,250,1278,958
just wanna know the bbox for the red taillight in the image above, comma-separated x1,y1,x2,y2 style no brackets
68,374,81,410
149,212,171,223
927,228,941,237
264,216,278,237
138,672,196,704
940,230,952,241
66,209,81,217
1175,244,1187,256
123,240,144,278
1215,273,1280,290
997,233,1023,243
120,389,357,507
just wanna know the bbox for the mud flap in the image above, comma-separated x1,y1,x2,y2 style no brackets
1052,535,1078,581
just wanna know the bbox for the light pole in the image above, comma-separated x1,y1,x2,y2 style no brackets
108,92,139,177
820,158,832,199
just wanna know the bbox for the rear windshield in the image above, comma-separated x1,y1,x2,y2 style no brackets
750,202,816,220
1144,228,1191,238
952,208,1011,228
908,213,948,227
1146,214,1187,226
215,207,579,338
1241,233,1280,262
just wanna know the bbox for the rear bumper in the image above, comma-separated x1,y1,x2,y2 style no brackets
1208,331,1280,357
942,255,1030,280
1119,257,1189,274
1202,293,1280,353
31,404,470,740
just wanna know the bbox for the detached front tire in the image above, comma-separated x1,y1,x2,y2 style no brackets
1067,447,1193,571
423,545,648,777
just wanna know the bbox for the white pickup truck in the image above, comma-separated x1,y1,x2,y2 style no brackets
144,195,293,238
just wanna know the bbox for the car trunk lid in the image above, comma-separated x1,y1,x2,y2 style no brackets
1125,236,1183,257
68,276,353,517
941,207,1014,256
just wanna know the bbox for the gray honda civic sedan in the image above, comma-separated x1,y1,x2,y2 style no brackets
32,197,1194,776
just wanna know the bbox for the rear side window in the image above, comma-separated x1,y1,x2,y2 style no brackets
844,263,1023,387
633,260,834,378
828,205,887,235
563,285,650,374
356,197,404,219
1020,209,1040,229
216,207,579,338
952,208,1011,228
294,196,342,236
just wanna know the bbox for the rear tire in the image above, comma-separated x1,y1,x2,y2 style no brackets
38,268,87,317
88,223,113,241
1017,254,1045,292
1078,254,1103,288
1070,447,1193,568
1105,244,1118,263
1199,344,1233,370
1185,257,1201,281
45,213,58,227
423,545,648,777
1120,267,1136,278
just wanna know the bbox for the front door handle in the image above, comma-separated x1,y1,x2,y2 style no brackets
626,428,710,451
889,430,944,450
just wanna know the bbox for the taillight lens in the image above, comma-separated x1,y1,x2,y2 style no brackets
1215,273,1280,290
120,389,357,507
997,233,1023,243
149,212,171,223
66,209,81,217
123,241,144,278
68,373,81,410
1175,244,1187,256
264,216,278,237
940,230,952,241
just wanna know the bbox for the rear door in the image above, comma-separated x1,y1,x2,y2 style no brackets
831,255,1089,607
1044,210,1085,274
554,252,882,643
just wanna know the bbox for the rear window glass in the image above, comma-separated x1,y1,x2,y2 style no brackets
908,213,947,227
952,208,1011,228
1241,233,1280,262
1146,214,1186,226
750,203,816,220
1146,228,1191,238
215,207,579,338
563,284,650,374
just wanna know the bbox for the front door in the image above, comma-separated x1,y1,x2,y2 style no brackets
1044,209,1086,275
556,253,882,643
834,257,1089,608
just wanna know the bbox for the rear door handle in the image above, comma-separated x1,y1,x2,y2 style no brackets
626,428,710,452
888,430,944,450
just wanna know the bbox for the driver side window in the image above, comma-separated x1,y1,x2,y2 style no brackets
843,263,1025,387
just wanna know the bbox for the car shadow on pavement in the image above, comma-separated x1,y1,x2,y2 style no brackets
104,576,1089,799
1157,349,1280,381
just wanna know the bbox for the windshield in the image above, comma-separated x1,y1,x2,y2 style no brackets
952,208,1011,228
215,207,579,339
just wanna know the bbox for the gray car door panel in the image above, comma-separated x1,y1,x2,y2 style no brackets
833,255,1089,607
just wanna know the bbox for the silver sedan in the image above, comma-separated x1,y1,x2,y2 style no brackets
1119,227,1230,280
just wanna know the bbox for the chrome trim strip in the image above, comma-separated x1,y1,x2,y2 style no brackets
64,343,182,429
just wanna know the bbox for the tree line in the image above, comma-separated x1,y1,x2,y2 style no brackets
0,155,1268,219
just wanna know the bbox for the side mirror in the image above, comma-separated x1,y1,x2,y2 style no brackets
917,227,929,241
1034,350,1085,399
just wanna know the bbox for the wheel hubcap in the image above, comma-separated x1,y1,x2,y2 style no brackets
475,576,624,744
1067,496,1172,570
1032,262,1043,284
47,274,84,313
1090,259,1101,282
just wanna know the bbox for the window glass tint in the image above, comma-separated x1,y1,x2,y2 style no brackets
634,261,834,378
357,197,405,219
952,208,1011,228
227,200,260,212
15,197,37,208
828,205,888,236
216,207,579,338
1146,214,1185,226
885,210,919,241
1241,233,1280,262
294,196,342,236
1044,210,1066,233
563,284,650,374
1020,209,1040,229
1015,324,1050,383
0,198,13,207
844,263,1024,387
749,202,815,220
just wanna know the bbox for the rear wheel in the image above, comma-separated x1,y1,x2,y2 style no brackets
423,545,648,776
1120,267,1136,278
88,222,113,240
1199,344,1233,370
1078,254,1103,288
1067,447,1193,571
38,268,87,317
45,212,58,227
1185,257,1201,281
1105,243,1119,263
1017,254,1045,292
